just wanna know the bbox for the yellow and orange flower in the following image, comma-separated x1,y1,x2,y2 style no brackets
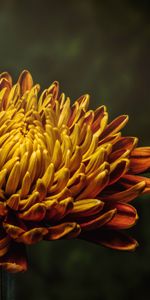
0,70,150,272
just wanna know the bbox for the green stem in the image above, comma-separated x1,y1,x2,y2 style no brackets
0,270,15,300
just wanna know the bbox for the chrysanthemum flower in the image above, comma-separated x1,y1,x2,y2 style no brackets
0,70,150,272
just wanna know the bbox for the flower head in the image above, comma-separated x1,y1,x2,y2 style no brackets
0,70,150,272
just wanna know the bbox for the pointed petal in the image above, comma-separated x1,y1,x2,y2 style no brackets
0,78,11,108
70,199,104,217
105,202,138,229
120,174,150,194
100,115,129,139
91,106,106,132
130,158,150,174
45,222,80,240
48,81,59,101
77,170,109,199
113,137,138,152
131,147,150,157
80,209,116,231
109,149,130,163
80,229,138,251
18,70,33,95
130,147,150,174
109,159,129,185
101,181,146,202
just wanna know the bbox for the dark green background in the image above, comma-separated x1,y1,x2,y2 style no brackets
0,1,150,299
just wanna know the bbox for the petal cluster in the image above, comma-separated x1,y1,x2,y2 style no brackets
0,70,150,272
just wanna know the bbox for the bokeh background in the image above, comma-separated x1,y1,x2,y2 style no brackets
0,0,150,299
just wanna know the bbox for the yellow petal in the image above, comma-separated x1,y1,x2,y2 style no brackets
5,162,21,194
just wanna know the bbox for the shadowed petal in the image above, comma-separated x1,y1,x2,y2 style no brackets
45,197,73,221
17,228,48,245
18,203,46,221
80,229,138,251
120,174,150,194
112,137,138,152
109,159,129,185
109,149,130,163
91,106,106,132
77,170,109,199
101,181,146,202
0,230,10,257
80,209,116,231
0,242,27,272
0,202,7,217
45,222,81,240
100,115,129,139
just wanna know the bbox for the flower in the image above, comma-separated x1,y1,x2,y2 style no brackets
0,70,150,272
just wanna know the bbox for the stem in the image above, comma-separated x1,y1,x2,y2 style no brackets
0,270,15,300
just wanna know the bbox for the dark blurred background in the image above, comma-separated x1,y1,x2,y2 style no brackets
0,0,150,299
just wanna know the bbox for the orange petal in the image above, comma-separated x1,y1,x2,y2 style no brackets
91,106,106,132
120,174,150,194
18,70,33,95
76,170,109,199
105,202,138,229
80,209,116,231
101,181,146,202
131,147,150,157
0,242,27,273
80,229,138,251
45,222,80,240
130,158,150,174
100,115,129,139
98,133,121,147
0,202,7,217
130,147,150,174
113,137,138,152
109,159,129,185
109,149,130,163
